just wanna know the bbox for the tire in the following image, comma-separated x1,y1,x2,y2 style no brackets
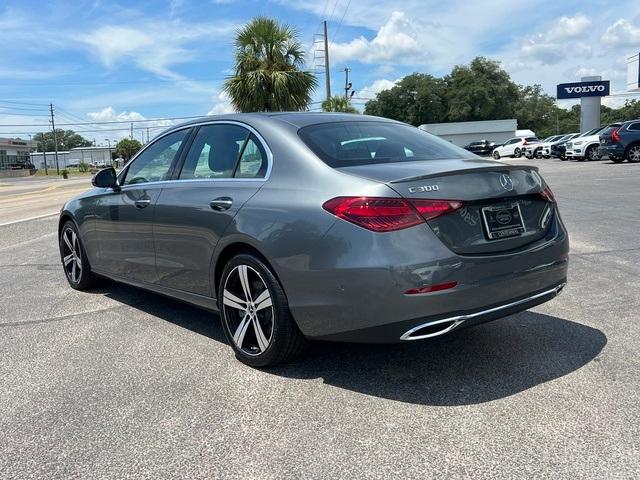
513,148,521,158
611,156,624,164
218,254,307,367
493,150,500,160
626,145,640,163
59,220,98,290
586,145,601,161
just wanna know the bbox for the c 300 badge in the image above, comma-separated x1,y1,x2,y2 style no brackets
408,185,439,193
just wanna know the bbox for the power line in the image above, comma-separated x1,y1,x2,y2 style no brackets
0,99,49,107
0,114,204,128
332,0,352,41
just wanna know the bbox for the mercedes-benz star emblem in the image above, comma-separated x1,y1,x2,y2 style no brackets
499,174,514,191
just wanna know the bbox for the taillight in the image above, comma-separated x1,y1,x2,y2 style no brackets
611,127,621,143
404,281,458,295
539,186,555,203
322,197,463,232
522,140,527,146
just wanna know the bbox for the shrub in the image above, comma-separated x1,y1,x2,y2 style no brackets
78,161,89,173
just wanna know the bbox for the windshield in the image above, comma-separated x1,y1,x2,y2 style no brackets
298,121,473,167
580,127,604,137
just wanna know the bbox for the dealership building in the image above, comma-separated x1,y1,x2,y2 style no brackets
30,146,113,170
418,119,519,147
0,137,37,170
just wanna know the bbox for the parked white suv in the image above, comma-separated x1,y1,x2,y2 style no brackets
524,135,564,159
492,137,539,159
564,127,605,161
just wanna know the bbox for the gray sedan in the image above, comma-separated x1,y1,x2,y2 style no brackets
58,113,569,366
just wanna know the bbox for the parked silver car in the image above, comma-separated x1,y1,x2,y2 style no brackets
58,113,569,366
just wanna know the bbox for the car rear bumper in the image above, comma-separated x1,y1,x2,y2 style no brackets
598,144,624,157
282,211,570,342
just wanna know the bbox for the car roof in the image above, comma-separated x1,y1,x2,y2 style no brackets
163,112,401,134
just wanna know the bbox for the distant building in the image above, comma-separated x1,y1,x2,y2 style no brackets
0,137,37,170
30,146,113,170
418,119,519,147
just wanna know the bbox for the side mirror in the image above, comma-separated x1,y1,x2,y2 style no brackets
92,167,119,189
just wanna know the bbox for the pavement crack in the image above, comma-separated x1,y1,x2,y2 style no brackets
0,304,129,328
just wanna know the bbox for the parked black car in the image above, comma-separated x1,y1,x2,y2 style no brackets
598,120,640,163
463,140,499,156
550,133,580,160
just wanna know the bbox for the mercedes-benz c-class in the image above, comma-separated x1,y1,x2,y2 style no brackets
58,113,569,366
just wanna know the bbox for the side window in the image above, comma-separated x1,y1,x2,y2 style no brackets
235,134,268,178
629,123,640,131
122,129,188,185
179,124,249,179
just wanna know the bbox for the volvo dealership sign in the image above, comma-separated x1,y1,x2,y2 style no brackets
556,80,610,99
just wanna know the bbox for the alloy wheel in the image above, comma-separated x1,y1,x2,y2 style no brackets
61,227,83,284
222,265,274,356
588,147,600,161
628,146,640,163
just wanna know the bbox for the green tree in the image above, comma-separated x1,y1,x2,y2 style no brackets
321,96,359,113
364,74,448,125
515,85,559,138
445,57,520,122
33,129,92,152
224,17,317,112
115,138,142,160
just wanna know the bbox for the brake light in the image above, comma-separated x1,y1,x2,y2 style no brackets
611,127,621,143
539,186,555,203
522,140,528,146
322,197,464,232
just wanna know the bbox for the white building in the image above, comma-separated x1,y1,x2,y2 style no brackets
30,146,113,169
419,119,519,147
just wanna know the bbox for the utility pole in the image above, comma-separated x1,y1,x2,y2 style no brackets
130,123,134,140
343,67,352,99
49,103,60,175
323,20,331,100
146,127,150,144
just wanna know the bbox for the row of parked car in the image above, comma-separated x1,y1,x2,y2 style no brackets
463,118,640,163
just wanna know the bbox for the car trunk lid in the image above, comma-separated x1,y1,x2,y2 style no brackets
337,159,554,254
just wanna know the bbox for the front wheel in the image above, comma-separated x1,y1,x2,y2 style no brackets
59,221,98,290
218,254,307,367
626,145,640,163
586,145,601,161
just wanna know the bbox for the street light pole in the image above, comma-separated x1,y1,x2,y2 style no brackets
105,139,112,165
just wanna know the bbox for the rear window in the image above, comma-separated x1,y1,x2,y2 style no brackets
600,124,622,136
298,121,472,167
525,137,538,142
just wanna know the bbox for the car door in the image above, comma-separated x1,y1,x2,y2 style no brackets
91,128,191,283
501,138,516,156
153,123,270,296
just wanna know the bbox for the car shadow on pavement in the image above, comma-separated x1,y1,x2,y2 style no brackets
98,283,606,406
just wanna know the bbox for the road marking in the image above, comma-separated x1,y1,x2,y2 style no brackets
0,185,57,199
0,212,58,227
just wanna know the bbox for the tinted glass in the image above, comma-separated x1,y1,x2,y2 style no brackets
236,134,268,178
600,124,622,135
525,137,538,142
123,129,188,185
179,124,249,179
628,122,640,131
299,122,472,167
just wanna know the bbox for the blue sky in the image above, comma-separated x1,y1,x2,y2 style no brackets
1,0,639,142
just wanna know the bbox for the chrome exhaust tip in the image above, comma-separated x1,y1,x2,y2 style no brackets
400,317,464,341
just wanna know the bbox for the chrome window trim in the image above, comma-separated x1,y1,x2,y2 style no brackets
118,120,274,186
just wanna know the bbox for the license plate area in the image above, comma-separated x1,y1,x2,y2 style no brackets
481,202,526,240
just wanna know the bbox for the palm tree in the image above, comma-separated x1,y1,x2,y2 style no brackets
224,17,318,112
321,96,359,114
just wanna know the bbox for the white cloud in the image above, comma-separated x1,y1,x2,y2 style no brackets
330,12,422,64
207,91,235,115
87,106,147,122
518,15,592,65
359,78,399,97
602,19,640,47
77,21,233,79
84,107,173,141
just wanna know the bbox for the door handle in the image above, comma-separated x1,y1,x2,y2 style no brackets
210,197,233,211
135,198,152,209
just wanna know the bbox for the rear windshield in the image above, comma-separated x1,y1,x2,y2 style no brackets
298,121,473,167
600,124,622,135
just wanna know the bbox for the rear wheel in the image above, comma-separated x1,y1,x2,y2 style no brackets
493,150,500,160
626,145,640,163
513,148,521,158
59,221,98,290
218,254,307,367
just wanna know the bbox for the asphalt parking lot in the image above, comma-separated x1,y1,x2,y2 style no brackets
1,158,639,479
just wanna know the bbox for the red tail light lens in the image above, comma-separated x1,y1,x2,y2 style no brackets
322,197,464,232
410,199,464,221
539,186,555,203
611,127,621,143
522,140,528,146
405,281,458,295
